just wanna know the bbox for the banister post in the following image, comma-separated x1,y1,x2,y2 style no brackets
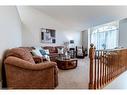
89,43,95,89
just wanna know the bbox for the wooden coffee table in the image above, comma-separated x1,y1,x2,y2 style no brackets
56,58,78,70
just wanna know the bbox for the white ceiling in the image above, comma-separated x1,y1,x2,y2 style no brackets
33,6,127,31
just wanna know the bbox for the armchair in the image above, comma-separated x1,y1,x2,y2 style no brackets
76,46,85,58
3,48,58,89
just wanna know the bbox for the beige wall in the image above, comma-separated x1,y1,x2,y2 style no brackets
17,6,82,47
82,30,88,49
0,6,22,81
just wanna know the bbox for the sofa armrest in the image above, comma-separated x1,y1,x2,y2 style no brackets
4,56,57,70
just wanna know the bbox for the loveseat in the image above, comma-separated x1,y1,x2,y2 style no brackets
43,46,64,61
3,47,58,89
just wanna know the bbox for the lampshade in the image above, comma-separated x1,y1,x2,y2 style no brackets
70,40,74,44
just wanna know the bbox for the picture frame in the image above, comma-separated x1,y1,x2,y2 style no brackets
41,28,56,43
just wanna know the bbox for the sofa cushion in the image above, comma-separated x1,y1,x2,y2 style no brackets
51,47,57,53
49,47,57,53
77,48,83,56
6,48,35,64
49,53,59,57
33,56,44,63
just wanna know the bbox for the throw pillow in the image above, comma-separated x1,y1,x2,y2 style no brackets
40,49,50,61
77,48,83,55
57,48,64,54
44,55,50,61
32,47,50,62
31,49,43,57
39,49,47,55
34,46,47,56
44,49,50,55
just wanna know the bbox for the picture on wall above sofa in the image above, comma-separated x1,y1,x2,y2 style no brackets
41,28,56,43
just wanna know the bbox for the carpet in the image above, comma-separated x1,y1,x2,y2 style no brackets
56,57,89,89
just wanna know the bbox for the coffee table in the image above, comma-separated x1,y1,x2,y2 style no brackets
56,58,78,70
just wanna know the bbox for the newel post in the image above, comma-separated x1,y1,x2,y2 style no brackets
89,43,95,89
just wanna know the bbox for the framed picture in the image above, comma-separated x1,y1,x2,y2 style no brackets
41,28,56,43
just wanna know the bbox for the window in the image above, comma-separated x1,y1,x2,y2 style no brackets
90,21,119,50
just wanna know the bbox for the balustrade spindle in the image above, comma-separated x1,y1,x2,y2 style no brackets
100,51,102,88
97,50,100,89
107,54,109,82
102,51,105,85
94,51,97,89
109,54,111,82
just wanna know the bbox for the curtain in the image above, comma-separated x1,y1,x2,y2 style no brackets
91,26,118,50
105,29,118,49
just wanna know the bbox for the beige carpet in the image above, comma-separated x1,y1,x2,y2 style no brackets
56,57,89,89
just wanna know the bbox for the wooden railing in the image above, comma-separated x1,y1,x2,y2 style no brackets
89,44,127,89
